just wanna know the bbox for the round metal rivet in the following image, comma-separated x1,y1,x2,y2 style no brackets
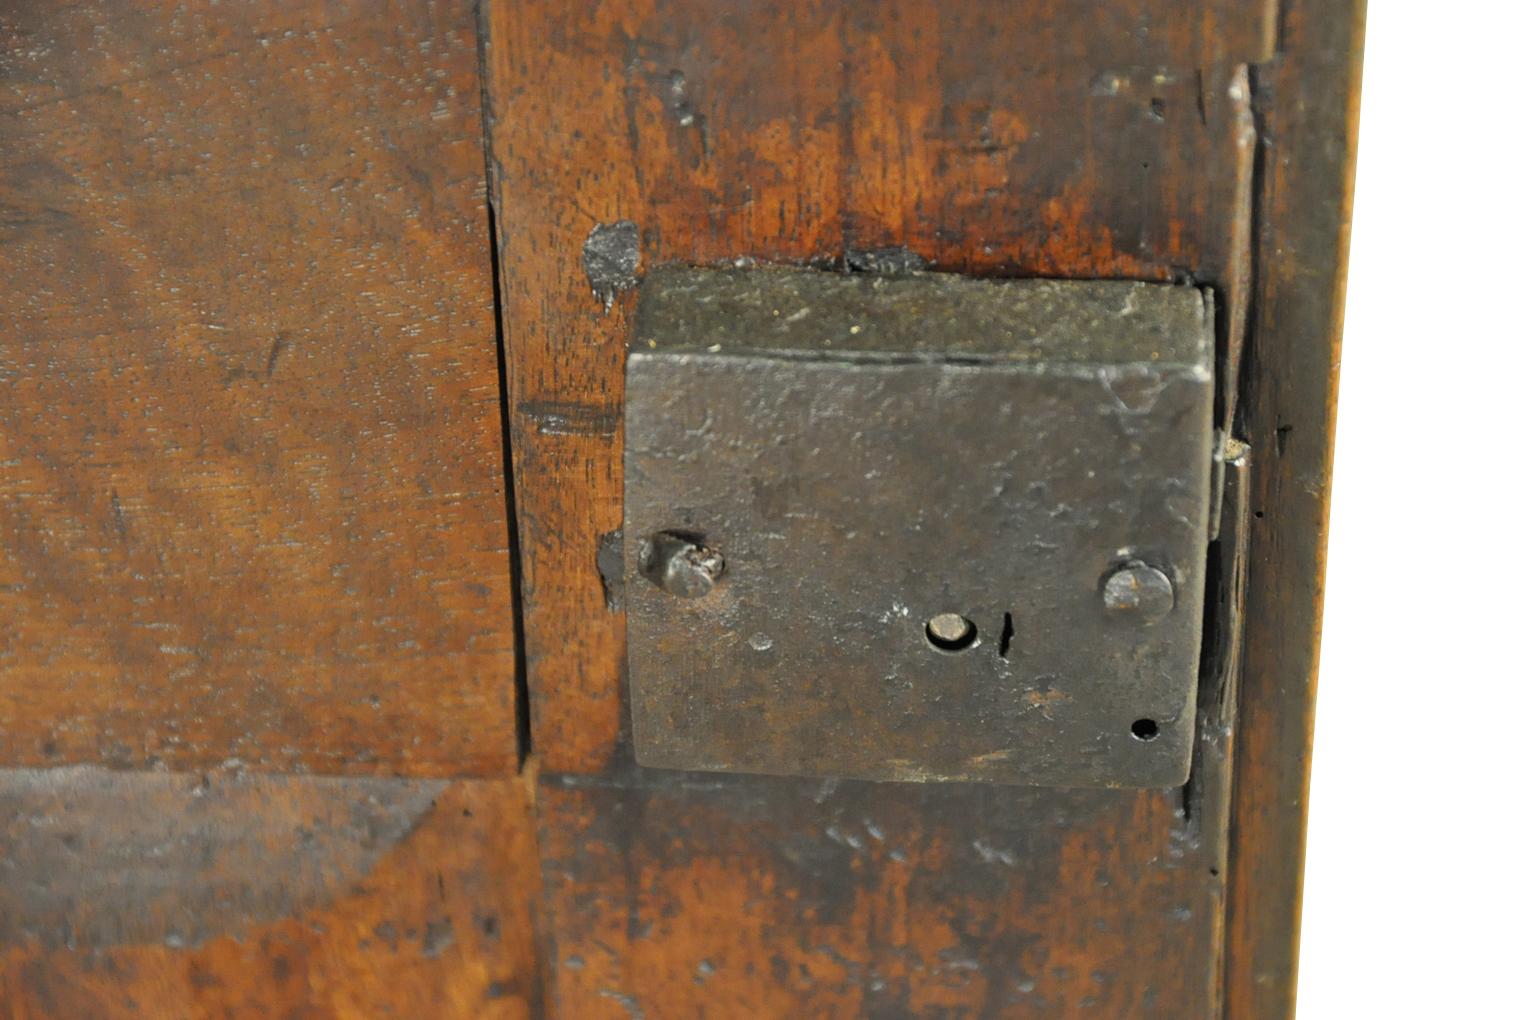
925,612,977,652
1102,561,1175,621
640,531,725,599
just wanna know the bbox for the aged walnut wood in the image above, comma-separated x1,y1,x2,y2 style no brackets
0,770,544,1019
1225,1,1366,1017
0,0,1357,1013
539,772,1232,1017
485,0,1274,777
2,2,544,1014
0,0,517,775
479,1,1316,1016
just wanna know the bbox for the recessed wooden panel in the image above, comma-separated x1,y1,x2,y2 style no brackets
0,0,516,775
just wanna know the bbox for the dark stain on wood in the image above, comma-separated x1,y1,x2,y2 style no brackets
516,400,623,438
581,221,643,310
595,529,626,612
0,768,444,950
0,770,545,1018
538,769,1229,1017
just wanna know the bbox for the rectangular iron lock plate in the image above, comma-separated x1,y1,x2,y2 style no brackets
624,267,1215,787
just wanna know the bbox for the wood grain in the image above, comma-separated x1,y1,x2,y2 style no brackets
0,768,544,1019
1224,1,1366,1016
533,452,1253,1018
0,0,1359,1013
539,773,1229,1018
484,0,1272,775
0,0,518,775
482,1,1297,1016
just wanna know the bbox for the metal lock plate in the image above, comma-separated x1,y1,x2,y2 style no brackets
624,268,1215,787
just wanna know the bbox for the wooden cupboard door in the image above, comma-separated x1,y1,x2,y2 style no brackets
0,0,1361,1016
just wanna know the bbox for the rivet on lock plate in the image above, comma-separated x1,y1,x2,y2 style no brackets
624,267,1216,788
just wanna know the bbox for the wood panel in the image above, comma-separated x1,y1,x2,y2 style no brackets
0,0,517,775
539,770,1236,1018
484,0,1271,776
482,1,1291,1015
1225,1,1367,1017
0,769,544,1019
0,0,1359,1013
529,451,1250,1019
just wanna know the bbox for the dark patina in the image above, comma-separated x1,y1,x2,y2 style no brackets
624,267,1216,787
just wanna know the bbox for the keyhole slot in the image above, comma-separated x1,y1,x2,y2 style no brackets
997,612,1015,659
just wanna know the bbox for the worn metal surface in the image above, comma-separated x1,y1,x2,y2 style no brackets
625,267,1216,787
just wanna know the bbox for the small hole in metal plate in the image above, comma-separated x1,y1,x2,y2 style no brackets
925,613,977,653
1131,718,1160,742
997,612,1014,658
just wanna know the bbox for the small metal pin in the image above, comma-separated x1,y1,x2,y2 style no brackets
925,612,978,651
1101,561,1175,621
927,613,971,643
639,531,725,598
